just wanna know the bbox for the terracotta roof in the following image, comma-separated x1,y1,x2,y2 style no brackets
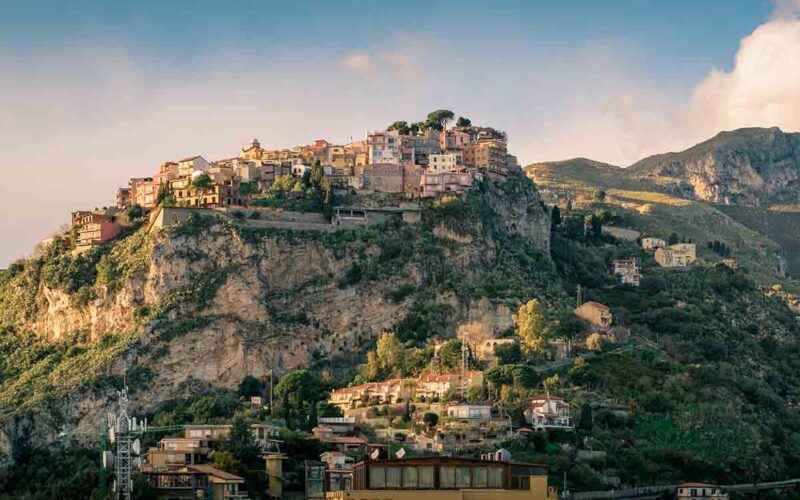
577,301,609,312
187,464,244,482
330,436,367,445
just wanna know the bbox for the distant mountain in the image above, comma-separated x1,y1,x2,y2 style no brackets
628,127,800,206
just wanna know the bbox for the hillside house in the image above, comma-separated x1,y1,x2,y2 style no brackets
524,394,573,431
312,427,370,454
574,301,612,330
677,483,728,500
417,371,484,401
446,404,493,423
428,153,460,172
177,155,210,177
474,338,517,365
612,258,640,286
420,170,473,198
75,213,121,248
330,379,415,409
655,243,697,268
141,464,247,499
641,237,666,250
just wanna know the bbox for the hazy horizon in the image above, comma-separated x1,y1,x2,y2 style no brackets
2,0,800,266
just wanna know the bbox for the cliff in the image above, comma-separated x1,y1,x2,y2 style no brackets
0,173,554,444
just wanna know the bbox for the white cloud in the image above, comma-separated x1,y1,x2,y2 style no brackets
687,17,800,139
339,53,372,73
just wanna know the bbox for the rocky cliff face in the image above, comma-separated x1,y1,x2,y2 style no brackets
0,175,553,446
628,127,800,206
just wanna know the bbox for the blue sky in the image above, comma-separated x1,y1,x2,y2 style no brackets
1,0,798,266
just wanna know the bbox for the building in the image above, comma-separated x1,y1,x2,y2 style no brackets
655,243,697,268
440,129,472,151
116,187,131,209
173,182,243,208
129,177,157,207
330,379,415,409
153,161,179,186
318,416,356,435
464,139,508,176
240,138,266,161
312,427,370,454
474,338,516,364
420,171,473,198
367,131,402,164
612,258,640,286
359,163,405,193
524,394,573,432
144,438,209,467
676,483,728,500
326,456,557,500
141,464,248,499
177,155,211,177
574,301,612,330
75,213,121,248
641,237,666,251
322,451,355,492
446,404,492,423
417,371,484,401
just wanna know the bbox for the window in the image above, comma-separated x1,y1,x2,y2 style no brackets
456,467,471,488
369,466,385,488
419,467,434,488
386,467,401,488
402,467,418,488
440,466,455,488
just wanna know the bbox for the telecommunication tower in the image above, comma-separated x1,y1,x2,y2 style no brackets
104,386,146,500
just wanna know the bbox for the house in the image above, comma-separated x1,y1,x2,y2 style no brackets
524,394,573,432
474,338,516,364
367,131,402,164
144,438,209,468
328,456,557,500
183,423,280,449
240,138,266,161
417,371,484,401
330,379,415,408
677,483,728,500
177,155,210,177
312,427,369,454
612,258,640,286
574,301,612,330
420,170,473,198
428,153,460,172
318,416,356,435
446,404,492,423
440,129,472,151
463,138,508,176
141,464,247,499
655,243,697,268
322,451,355,492
641,237,666,251
129,177,158,207
75,213,121,248
115,187,131,209
152,161,179,186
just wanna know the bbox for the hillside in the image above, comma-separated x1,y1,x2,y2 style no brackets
526,128,800,280
0,174,554,443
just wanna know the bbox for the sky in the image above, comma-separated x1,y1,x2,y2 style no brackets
1,0,800,266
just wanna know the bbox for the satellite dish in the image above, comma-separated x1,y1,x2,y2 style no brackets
132,439,141,455
102,450,115,469
109,428,116,444
134,457,142,468
370,449,380,460
395,447,406,459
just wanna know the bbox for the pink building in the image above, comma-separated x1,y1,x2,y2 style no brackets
75,213,121,247
152,161,179,186
420,170,473,198
129,177,157,207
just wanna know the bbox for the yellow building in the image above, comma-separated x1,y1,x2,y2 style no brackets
654,243,697,268
574,301,612,329
326,457,557,500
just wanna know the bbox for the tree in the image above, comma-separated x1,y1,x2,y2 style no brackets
388,121,411,135
212,450,242,473
514,299,550,356
238,181,259,197
402,400,412,422
551,205,562,229
512,365,540,390
426,109,455,131
238,375,262,398
586,333,607,351
274,370,325,430
376,331,405,377
456,116,472,127
192,173,214,190
593,189,607,202
668,232,680,245
423,412,439,429
494,342,522,365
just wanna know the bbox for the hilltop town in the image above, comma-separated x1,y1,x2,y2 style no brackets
2,115,800,500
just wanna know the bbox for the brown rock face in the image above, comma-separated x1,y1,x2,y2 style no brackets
628,127,800,206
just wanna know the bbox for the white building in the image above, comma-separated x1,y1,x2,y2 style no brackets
677,483,728,500
177,155,210,177
428,153,459,172
524,394,573,431
446,404,492,423
641,237,667,251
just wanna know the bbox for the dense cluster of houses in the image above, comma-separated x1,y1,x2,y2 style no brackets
66,122,517,248
330,371,485,408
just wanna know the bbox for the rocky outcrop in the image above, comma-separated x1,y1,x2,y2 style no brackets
628,127,800,206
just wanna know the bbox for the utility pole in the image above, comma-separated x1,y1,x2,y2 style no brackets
460,340,469,401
